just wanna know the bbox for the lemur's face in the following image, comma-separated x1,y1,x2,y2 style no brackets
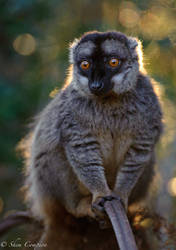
70,31,141,97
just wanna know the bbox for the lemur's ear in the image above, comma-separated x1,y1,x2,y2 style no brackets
128,37,143,62
128,36,144,71
69,38,79,64
128,37,139,50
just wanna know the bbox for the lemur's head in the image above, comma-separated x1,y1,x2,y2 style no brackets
69,31,143,97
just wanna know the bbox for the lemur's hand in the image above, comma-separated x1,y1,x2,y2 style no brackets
92,192,123,216
92,191,128,214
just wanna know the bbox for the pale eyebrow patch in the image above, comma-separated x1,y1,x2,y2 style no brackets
101,39,128,58
77,41,95,58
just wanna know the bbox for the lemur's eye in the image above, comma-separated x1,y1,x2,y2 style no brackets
80,60,90,70
109,58,119,67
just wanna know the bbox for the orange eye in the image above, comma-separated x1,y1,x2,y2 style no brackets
109,58,119,67
80,60,90,70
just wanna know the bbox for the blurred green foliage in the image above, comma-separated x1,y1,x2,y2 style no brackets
0,0,176,248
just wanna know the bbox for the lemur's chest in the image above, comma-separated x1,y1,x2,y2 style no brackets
97,129,132,161
96,130,132,187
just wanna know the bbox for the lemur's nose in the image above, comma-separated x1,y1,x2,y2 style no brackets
90,82,102,91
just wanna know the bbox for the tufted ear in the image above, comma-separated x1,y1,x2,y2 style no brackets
69,38,79,64
128,37,139,50
128,36,144,71
128,37,143,56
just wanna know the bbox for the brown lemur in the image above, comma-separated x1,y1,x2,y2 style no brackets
22,31,162,240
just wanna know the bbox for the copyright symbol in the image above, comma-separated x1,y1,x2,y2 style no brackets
1,241,7,247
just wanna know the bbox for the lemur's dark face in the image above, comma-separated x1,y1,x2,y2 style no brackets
70,31,141,97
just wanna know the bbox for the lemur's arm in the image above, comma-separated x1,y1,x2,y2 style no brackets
114,133,155,209
65,128,111,202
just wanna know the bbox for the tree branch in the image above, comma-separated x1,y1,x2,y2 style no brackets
104,199,138,250
0,211,33,237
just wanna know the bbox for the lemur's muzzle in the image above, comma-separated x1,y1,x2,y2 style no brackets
89,81,103,94
89,80,114,96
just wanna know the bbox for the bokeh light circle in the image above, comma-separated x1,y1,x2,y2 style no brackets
13,33,36,56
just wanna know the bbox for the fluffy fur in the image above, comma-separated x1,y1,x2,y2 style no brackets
22,31,163,248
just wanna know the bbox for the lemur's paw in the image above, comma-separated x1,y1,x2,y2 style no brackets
91,192,122,218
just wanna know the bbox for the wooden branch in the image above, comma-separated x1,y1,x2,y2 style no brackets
0,211,33,237
104,199,138,250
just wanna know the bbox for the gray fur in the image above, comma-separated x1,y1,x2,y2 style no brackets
72,67,90,96
69,40,95,64
22,32,162,233
75,41,95,59
101,39,128,58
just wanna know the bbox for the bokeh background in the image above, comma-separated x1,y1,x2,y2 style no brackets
0,0,176,248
